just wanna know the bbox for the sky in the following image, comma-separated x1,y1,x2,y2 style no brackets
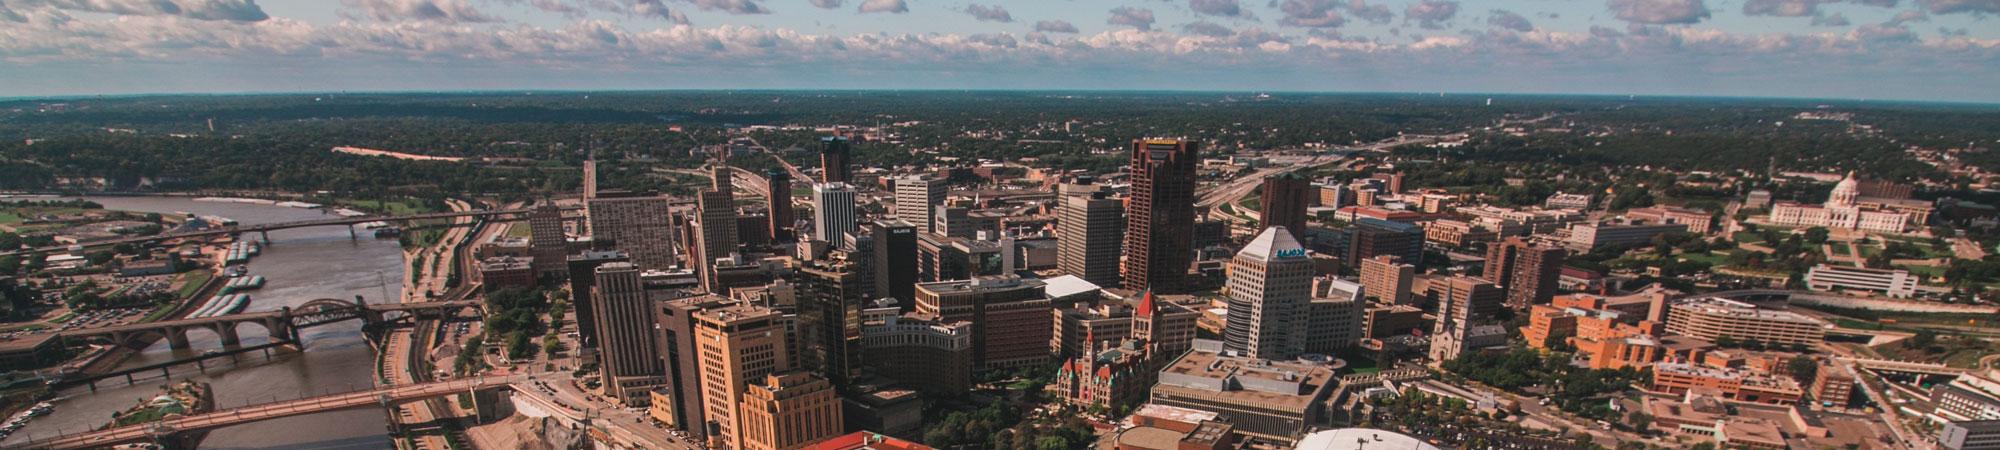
0,0,1996,102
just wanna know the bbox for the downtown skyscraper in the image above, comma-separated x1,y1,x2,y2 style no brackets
695,162,739,294
590,262,666,406
766,168,795,243
820,136,853,184
1057,185,1124,288
1259,171,1312,237
1484,237,1568,308
893,175,945,234
1122,138,1198,293
1222,227,1315,360
812,182,857,244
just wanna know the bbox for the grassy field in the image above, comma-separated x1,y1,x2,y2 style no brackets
174,271,213,299
1903,264,1946,279
0,207,93,225
341,198,437,215
1731,231,1763,244
1678,251,1730,266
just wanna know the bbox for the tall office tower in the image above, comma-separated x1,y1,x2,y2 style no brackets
693,302,791,450
819,136,853,184
1259,172,1313,236
894,176,946,234
738,371,845,450
1484,237,1569,308
766,169,795,243
1122,138,1199,294
1430,276,1505,325
1340,218,1424,267
1427,276,1505,362
797,260,867,385
696,163,740,294
1221,227,1316,360
812,183,857,245
586,193,677,271
839,232,878,302
589,262,666,406
1057,187,1125,288
1358,255,1415,306
528,203,569,280
870,220,919,306
565,250,627,349
651,295,733,441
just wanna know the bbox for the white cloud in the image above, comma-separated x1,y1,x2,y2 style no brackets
1487,9,1532,31
965,4,1010,22
1181,21,1233,36
1108,6,1155,31
1034,19,1079,33
1404,0,1457,29
1608,0,1711,24
1190,0,1244,17
339,0,500,23
857,0,904,14
9,0,269,21
1920,0,2000,14
1,0,1996,101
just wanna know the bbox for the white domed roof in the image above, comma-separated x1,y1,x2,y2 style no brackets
1295,428,1440,450
1833,171,1860,192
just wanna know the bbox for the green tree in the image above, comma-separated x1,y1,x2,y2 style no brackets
1908,329,1939,351
1804,227,1830,245
1787,355,1819,385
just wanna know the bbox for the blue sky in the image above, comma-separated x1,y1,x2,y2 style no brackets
1,0,1996,101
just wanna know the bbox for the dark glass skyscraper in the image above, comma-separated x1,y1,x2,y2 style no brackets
767,168,794,243
1260,171,1312,237
1122,138,1199,293
870,220,919,308
820,136,853,184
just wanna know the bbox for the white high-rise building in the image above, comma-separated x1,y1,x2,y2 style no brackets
813,182,858,244
894,176,946,234
1222,227,1315,360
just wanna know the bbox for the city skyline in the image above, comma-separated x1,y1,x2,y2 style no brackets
1,0,1997,101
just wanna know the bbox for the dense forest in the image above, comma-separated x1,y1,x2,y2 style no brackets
1,92,1993,195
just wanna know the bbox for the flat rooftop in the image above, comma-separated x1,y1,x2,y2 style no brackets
1155,348,1336,412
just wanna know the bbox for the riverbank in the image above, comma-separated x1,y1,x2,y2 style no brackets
0,195,406,449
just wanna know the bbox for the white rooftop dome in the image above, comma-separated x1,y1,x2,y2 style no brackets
1294,428,1440,450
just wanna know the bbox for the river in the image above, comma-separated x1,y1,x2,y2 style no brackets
1,197,405,450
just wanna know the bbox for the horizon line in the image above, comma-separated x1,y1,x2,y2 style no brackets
5,88,1999,109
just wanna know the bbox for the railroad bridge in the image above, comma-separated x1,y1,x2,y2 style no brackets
57,298,482,350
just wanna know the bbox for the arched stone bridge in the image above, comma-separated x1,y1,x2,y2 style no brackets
58,298,482,350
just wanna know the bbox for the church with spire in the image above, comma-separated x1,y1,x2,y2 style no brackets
1767,171,1931,233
